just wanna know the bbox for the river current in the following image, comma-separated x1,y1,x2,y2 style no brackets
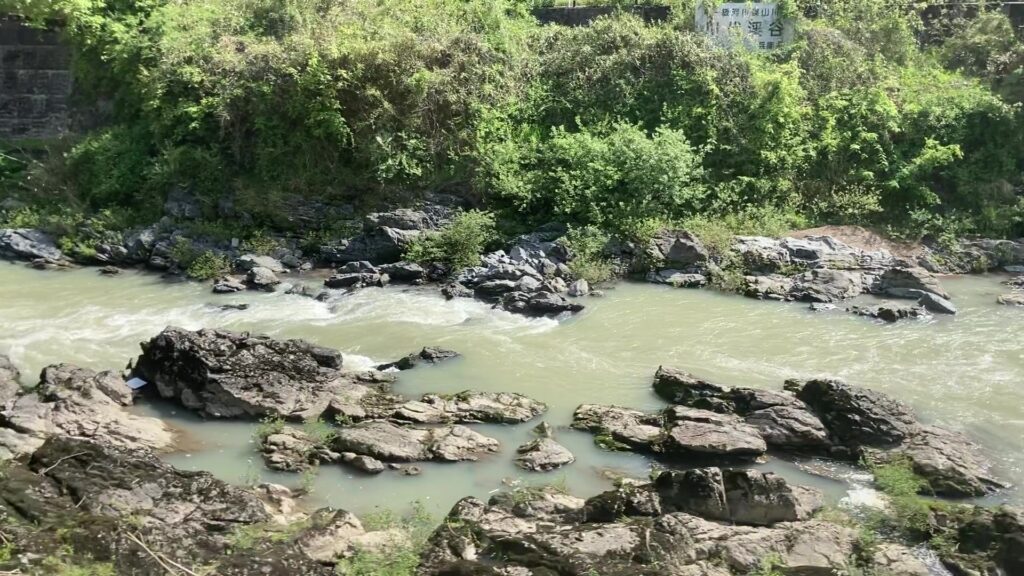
1,261,1021,517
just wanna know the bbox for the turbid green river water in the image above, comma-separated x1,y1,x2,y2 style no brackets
1,261,1021,518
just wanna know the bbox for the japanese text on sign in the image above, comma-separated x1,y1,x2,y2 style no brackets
695,3,794,50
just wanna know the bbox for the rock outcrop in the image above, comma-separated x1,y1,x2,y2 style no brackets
0,364,173,459
321,207,452,265
417,471,918,576
377,346,459,371
132,327,395,421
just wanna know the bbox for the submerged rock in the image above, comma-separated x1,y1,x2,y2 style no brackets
377,346,459,371
514,438,575,471
848,302,925,322
997,293,1024,306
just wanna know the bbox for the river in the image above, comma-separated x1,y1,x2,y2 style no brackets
0,261,1021,518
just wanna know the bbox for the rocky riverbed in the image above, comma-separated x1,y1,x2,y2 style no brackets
3,208,1024,574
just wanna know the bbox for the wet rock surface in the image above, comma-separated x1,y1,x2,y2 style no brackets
848,302,926,322
377,346,459,371
0,228,66,264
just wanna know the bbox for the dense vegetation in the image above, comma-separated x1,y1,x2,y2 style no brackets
3,0,1024,244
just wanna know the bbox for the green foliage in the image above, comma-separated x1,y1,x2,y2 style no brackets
254,416,285,442
241,230,280,256
186,250,231,280
868,456,933,538
5,1,1024,242
747,553,786,576
336,502,435,576
301,418,337,446
405,210,497,270
563,226,614,284
484,122,705,235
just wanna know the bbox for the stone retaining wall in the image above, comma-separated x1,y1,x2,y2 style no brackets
0,16,72,141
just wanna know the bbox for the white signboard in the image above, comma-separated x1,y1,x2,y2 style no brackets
696,3,795,50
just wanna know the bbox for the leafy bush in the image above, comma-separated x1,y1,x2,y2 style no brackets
485,122,704,234
563,226,614,284
186,250,231,280
405,210,496,270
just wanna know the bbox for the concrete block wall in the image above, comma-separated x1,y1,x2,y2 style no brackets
0,16,72,141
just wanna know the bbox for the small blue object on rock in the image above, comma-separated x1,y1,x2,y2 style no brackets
126,377,149,390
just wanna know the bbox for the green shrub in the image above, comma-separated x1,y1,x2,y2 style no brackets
186,250,231,280
563,226,614,284
254,416,285,442
484,122,705,235
241,230,280,256
405,210,496,270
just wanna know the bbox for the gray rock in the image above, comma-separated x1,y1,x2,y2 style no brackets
378,261,425,283
246,266,281,290
260,428,329,472
213,275,247,293
848,302,925,322
567,279,590,297
662,406,767,457
441,282,472,300
0,355,21,405
571,404,664,451
474,279,518,300
132,327,395,421
997,293,1024,306
874,266,950,299
324,272,388,289
0,364,172,459
333,421,499,462
744,405,830,448
349,454,385,474
377,347,460,371
0,229,64,262
648,230,709,268
237,254,287,273
392,391,546,424
514,438,575,471
655,467,823,526
646,270,708,287
503,290,584,317
917,291,957,314
338,260,378,274
788,268,863,303
793,378,917,447
124,226,158,263
874,425,1007,497
652,366,731,408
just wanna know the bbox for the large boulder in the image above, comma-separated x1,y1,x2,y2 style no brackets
873,266,950,299
392,391,546,424
571,404,665,451
0,228,65,263
376,346,459,371
514,438,575,472
655,468,823,526
662,406,767,458
792,378,917,448
333,421,499,462
647,230,709,269
132,327,388,420
744,405,831,448
0,364,173,459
